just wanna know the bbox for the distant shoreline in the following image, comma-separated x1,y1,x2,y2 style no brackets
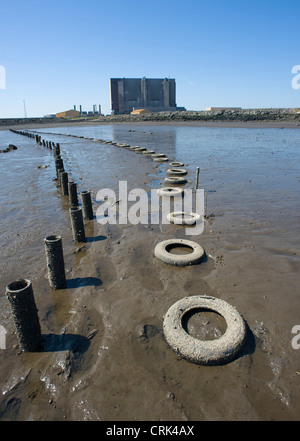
1,108,300,130
1,120,299,131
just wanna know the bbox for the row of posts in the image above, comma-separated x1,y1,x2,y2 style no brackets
5,130,95,352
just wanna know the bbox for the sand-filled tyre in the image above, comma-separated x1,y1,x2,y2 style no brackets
163,295,246,365
167,211,201,225
157,187,184,197
154,238,205,266
151,153,166,158
169,161,184,167
154,157,169,162
164,177,187,185
166,168,187,176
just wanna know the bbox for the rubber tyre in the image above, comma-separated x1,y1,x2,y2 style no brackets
163,295,246,365
157,187,183,197
154,238,205,266
151,153,166,158
167,211,201,225
166,168,187,176
169,161,184,167
164,177,187,185
154,157,169,162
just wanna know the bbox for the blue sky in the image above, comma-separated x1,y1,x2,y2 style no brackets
0,0,299,117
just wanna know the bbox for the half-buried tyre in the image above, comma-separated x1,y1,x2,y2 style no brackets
169,161,184,167
166,168,187,176
154,238,205,266
157,187,183,197
164,176,187,185
154,157,169,162
151,153,166,158
167,211,201,225
163,295,246,365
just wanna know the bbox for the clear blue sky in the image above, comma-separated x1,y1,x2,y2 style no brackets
0,0,299,117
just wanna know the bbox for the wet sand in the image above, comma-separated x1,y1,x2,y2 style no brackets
0,125,299,421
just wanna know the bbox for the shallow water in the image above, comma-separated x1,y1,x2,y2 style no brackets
0,123,299,421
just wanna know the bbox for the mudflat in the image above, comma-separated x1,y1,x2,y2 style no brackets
0,123,299,421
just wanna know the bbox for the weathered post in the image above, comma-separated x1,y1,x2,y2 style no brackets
81,190,93,220
68,181,79,206
69,207,86,242
6,279,42,351
60,171,69,196
44,235,67,289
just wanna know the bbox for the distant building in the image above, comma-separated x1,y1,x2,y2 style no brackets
110,77,178,114
56,109,80,118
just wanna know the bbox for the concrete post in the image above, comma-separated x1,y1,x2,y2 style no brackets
60,171,69,196
44,235,67,289
6,279,42,352
81,190,93,220
56,168,64,187
55,157,63,169
55,158,64,178
68,181,79,206
69,207,86,242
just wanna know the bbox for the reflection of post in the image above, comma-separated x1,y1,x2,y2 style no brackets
186,189,205,236
195,167,200,191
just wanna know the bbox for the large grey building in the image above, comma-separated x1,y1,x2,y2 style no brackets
110,77,178,114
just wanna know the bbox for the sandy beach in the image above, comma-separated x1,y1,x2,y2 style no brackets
0,122,299,421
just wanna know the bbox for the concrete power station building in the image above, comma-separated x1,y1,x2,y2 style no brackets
110,77,179,114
